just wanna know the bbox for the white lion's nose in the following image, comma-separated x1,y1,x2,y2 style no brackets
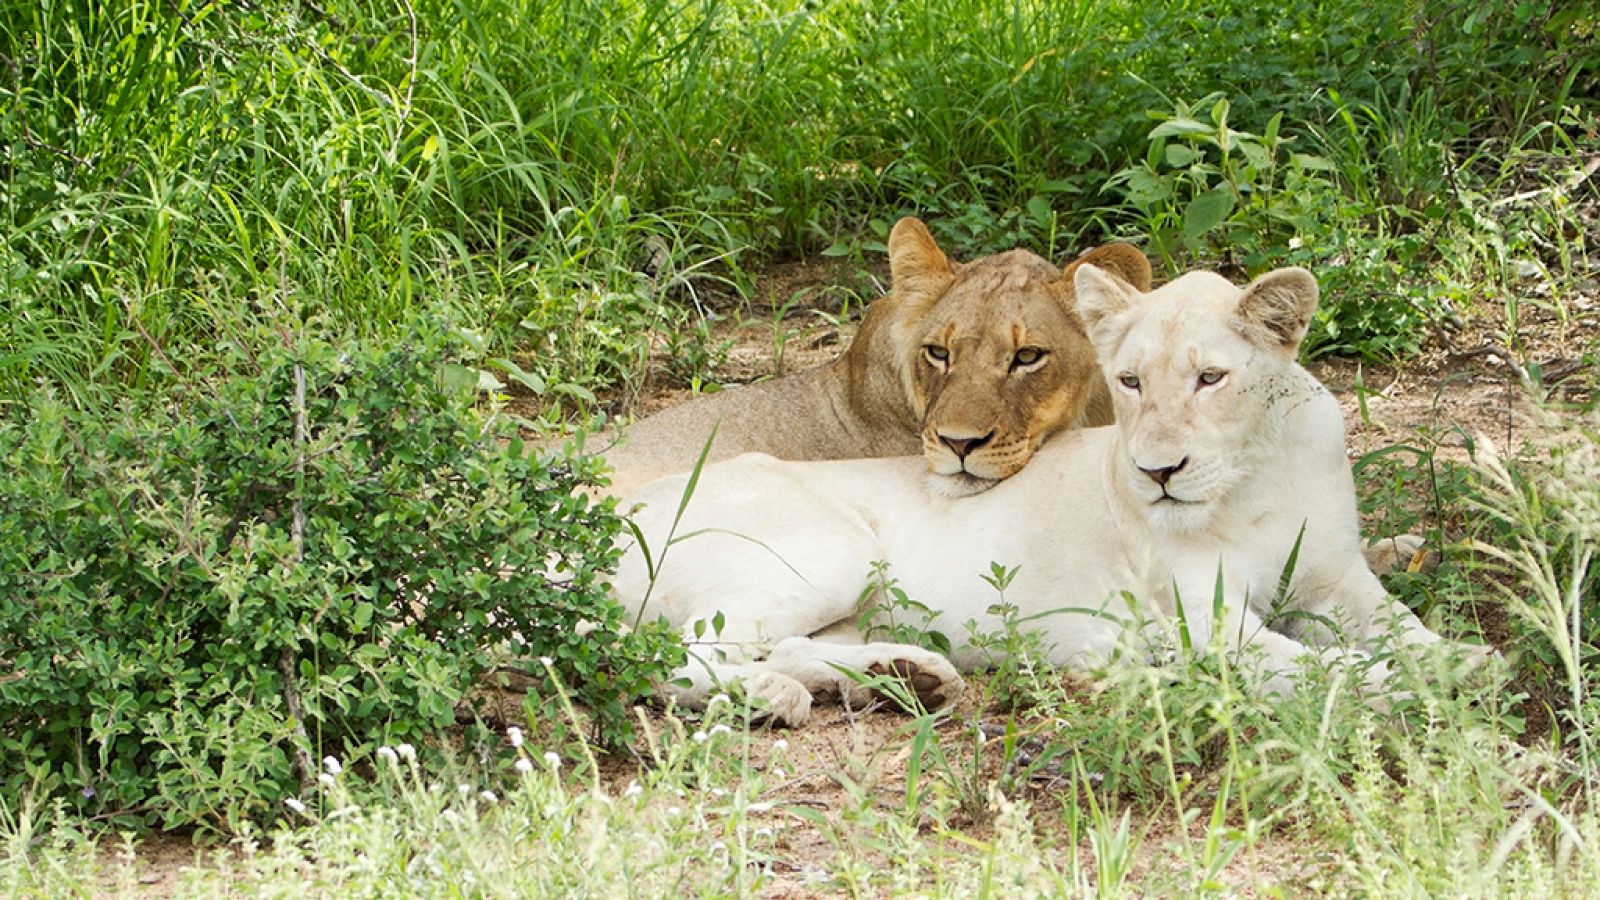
1137,457,1188,487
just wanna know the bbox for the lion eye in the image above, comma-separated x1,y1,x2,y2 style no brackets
924,345,949,364
1011,347,1045,369
1118,373,1141,391
1197,369,1227,388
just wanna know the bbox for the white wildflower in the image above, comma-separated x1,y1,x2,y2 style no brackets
692,730,708,743
623,780,643,799
479,791,497,804
318,773,336,789
397,743,416,761
667,806,682,817
323,756,342,776
771,739,788,752
707,694,730,709
544,752,562,770
284,797,307,815
711,787,727,798
515,757,534,774
709,723,733,738
506,726,524,748
458,783,472,797
377,746,398,766
1288,235,1304,251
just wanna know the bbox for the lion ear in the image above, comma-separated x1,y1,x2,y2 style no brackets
1235,267,1319,352
1073,263,1136,350
888,217,954,303
1063,244,1151,293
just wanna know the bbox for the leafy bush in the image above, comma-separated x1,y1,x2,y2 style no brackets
1107,94,1338,267
0,315,681,831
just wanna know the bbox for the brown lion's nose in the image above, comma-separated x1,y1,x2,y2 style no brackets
939,431,994,460
1139,457,1188,487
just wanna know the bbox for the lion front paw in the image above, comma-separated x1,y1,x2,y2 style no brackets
744,671,814,727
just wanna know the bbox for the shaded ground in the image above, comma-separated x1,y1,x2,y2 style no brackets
107,253,1597,895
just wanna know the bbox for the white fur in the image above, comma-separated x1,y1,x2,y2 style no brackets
609,267,1480,725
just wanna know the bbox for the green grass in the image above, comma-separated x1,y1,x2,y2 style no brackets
4,0,1594,404
1,0,1598,893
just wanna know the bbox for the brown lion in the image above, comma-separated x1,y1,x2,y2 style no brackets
586,217,1152,497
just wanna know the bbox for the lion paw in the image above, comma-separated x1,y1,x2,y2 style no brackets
744,671,813,727
861,650,965,713
1363,534,1439,574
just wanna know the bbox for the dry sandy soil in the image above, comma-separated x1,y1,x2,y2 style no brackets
109,252,1598,894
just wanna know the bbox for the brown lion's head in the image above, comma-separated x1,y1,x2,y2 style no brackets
885,217,1152,495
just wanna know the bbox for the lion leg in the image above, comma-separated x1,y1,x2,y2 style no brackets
1287,561,1496,684
665,623,818,727
1295,561,1444,652
1171,576,1376,697
663,632,966,725
763,637,966,713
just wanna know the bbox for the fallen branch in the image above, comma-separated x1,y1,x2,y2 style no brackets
279,361,317,796
1490,155,1600,209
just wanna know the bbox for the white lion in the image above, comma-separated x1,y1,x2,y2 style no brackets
610,264,1484,725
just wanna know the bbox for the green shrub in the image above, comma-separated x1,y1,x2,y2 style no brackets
0,315,681,832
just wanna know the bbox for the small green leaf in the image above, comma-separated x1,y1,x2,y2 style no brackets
1164,144,1202,168
1148,117,1212,140
1026,194,1053,226
1182,188,1236,242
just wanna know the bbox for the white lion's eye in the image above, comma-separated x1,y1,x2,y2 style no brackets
1118,373,1141,391
924,345,949,364
1197,369,1226,388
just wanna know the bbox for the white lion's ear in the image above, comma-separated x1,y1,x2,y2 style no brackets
888,217,954,303
1073,263,1134,349
1236,267,1319,352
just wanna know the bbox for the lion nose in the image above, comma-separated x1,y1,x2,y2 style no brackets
1139,457,1188,486
939,431,994,460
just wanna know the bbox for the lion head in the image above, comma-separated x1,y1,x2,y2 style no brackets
879,217,1152,496
1073,263,1322,532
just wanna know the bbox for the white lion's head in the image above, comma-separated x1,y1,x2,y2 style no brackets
1073,264,1321,532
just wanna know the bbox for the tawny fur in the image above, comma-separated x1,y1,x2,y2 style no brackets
579,217,1151,497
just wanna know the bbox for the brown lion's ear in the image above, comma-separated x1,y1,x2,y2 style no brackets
1236,267,1319,352
1073,263,1136,350
888,217,954,303
1064,244,1151,293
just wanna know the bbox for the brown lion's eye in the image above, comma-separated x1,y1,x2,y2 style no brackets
1012,347,1045,369
924,345,949,364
